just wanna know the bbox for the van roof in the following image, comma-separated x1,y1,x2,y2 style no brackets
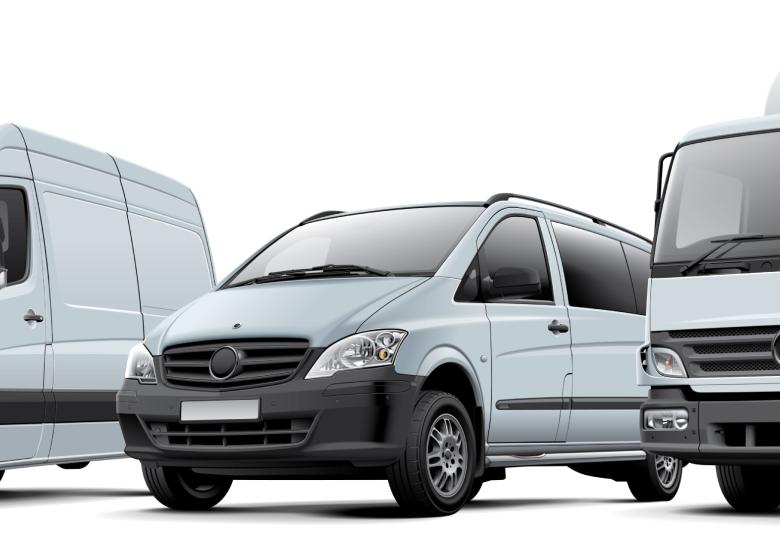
680,114,780,145
0,124,196,205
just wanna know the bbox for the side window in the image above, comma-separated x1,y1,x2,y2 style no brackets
552,223,636,314
0,188,29,285
623,243,650,314
477,216,553,302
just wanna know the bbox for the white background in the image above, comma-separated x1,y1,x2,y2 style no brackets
1,0,780,532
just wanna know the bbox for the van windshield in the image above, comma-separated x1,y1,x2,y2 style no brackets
226,206,484,287
655,131,780,264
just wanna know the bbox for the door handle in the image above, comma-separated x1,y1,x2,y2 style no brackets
24,310,44,323
548,320,569,334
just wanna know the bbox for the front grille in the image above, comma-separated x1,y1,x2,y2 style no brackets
146,418,314,449
162,339,309,389
661,326,780,378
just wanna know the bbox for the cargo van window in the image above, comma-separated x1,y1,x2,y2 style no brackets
552,223,637,314
0,188,29,285
478,216,553,302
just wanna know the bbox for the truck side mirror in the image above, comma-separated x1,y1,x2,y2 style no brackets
489,266,541,300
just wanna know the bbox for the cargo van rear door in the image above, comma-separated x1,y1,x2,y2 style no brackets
0,180,48,463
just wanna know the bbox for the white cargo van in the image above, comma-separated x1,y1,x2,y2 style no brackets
0,124,214,481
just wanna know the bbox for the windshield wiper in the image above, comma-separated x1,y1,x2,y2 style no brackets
239,264,391,286
680,234,780,275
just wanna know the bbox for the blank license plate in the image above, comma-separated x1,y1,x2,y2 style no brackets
180,399,259,422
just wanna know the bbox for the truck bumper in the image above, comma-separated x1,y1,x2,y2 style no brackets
641,387,780,465
117,365,422,479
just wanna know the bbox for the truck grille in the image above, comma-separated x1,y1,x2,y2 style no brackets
146,418,313,449
162,339,310,389
660,326,780,378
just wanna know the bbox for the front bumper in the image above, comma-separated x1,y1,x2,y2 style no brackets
118,363,421,478
641,387,780,465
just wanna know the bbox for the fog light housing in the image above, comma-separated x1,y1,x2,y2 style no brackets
644,408,689,430
651,347,688,377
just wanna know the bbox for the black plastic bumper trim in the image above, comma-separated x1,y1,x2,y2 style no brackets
0,390,118,424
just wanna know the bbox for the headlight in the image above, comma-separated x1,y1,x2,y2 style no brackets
651,347,687,378
125,343,157,384
305,330,407,379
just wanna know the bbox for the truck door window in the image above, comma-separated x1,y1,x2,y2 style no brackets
0,188,29,286
552,223,637,314
623,244,650,314
477,216,553,302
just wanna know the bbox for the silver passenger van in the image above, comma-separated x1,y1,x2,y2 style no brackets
0,125,214,480
119,194,679,516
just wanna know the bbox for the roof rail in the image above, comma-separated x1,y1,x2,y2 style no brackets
485,193,650,244
299,210,344,225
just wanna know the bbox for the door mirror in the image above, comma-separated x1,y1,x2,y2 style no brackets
489,267,542,300
0,268,7,291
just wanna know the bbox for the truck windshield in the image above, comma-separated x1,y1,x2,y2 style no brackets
225,206,484,287
655,131,780,264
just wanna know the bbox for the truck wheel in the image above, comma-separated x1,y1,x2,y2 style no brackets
58,462,90,470
387,391,477,516
716,465,780,512
627,453,682,501
142,465,232,510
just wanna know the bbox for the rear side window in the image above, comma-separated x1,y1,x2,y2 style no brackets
478,216,553,302
623,244,650,314
552,223,636,314
0,188,29,285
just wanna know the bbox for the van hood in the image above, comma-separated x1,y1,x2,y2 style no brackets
650,271,780,331
144,276,428,354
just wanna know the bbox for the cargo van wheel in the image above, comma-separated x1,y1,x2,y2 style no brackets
716,465,780,512
58,462,89,470
627,453,682,501
387,391,476,516
142,465,232,510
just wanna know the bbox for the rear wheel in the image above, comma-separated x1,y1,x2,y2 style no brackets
716,465,780,512
387,391,476,516
627,453,682,502
58,462,89,470
142,465,232,510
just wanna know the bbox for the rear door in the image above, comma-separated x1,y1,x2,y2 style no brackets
485,211,573,443
0,181,48,462
550,222,648,444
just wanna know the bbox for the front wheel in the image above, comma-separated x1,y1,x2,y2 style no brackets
716,465,780,512
627,453,682,502
142,465,232,510
387,391,477,516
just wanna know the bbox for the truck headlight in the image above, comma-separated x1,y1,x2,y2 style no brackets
651,347,687,378
125,343,157,384
644,408,689,430
305,330,407,379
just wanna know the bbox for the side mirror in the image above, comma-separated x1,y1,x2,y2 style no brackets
0,268,7,291
489,267,542,299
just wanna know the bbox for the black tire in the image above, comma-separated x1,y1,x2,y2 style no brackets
627,453,682,502
467,478,483,501
142,464,232,510
716,464,780,512
58,462,90,470
387,390,477,516
0,470,4,482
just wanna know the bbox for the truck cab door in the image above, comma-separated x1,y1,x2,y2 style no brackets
484,211,573,443
0,180,49,463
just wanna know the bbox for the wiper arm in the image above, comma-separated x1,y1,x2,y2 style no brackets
238,264,392,286
680,234,780,275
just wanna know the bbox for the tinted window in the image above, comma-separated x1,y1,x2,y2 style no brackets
0,188,29,285
623,244,650,314
478,216,553,302
553,223,636,314
228,206,483,286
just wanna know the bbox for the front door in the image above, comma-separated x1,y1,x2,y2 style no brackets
484,213,572,443
0,180,48,462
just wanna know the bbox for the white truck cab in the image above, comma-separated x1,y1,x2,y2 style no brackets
640,80,780,512
0,125,214,480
